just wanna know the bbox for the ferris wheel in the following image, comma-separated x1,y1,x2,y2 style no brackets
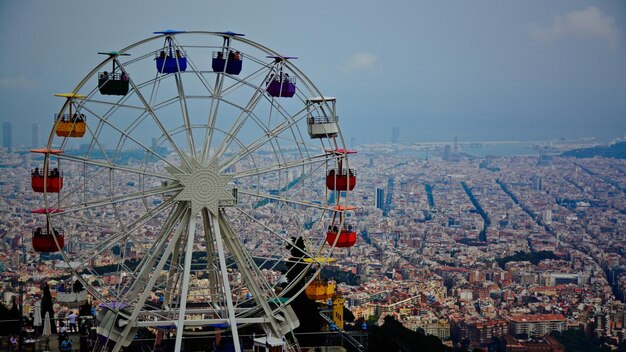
31,30,358,351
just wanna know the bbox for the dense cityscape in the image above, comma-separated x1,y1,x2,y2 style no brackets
2,121,625,350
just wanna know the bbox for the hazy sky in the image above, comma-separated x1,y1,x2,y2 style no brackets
1,0,625,146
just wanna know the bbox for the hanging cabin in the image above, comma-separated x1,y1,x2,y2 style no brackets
31,208,64,253
212,31,245,75
32,228,64,253
97,51,131,95
306,97,339,139
54,93,87,137
305,276,335,301
326,168,357,191
212,50,243,75
267,72,296,97
325,228,357,248
98,72,129,95
154,33,187,73
31,148,64,193
325,205,358,248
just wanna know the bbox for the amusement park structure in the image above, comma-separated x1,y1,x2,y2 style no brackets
30,31,357,351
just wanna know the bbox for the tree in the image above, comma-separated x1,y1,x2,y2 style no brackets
79,301,92,318
72,279,84,293
0,300,19,335
8,299,19,334
368,315,452,352
283,236,309,297
41,284,57,334
0,301,12,334
343,307,355,323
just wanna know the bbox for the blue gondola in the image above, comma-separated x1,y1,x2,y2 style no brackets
212,31,245,75
154,31,187,74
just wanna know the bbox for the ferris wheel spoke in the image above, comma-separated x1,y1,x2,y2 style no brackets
233,207,318,265
219,107,309,172
55,153,175,180
218,59,271,94
58,184,180,214
200,74,225,163
180,54,217,97
64,197,178,268
237,189,336,212
231,152,329,180
126,72,192,170
212,88,266,162
171,207,196,351
199,210,218,308
173,73,196,156
73,104,181,171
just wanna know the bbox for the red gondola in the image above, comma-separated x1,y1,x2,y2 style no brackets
32,228,64,253
31,148,63,193
31,170,63,193
31,208,65,253
325,229,357,248
326,168,356,191
325,205,358,248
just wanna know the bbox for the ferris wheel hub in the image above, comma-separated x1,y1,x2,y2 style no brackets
169,158,235,214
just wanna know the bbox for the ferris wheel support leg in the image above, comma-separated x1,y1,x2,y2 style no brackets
201,209,220,305
211,211,242,351
216,213,286,339
111,207,189,352
122,203,187,301
174,208,198,352
164,233,184,310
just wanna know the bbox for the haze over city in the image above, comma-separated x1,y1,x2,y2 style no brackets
1,0,625,146
2,2,626,351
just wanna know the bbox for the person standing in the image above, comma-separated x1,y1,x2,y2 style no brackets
60,335,72,352
68,311,78,333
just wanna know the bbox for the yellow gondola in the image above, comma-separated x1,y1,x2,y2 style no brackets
305,275,335,301
54,93,87,138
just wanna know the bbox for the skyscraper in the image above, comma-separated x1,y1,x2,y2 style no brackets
3,122,12,152
375,187,385,210
391,127,399,144
32,123,40,148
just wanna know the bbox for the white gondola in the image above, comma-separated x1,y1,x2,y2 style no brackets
306,96,339,138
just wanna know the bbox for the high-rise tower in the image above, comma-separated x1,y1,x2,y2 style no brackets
32,123,40,148
375,187,385,210
2,122,12,152
391,127,399,144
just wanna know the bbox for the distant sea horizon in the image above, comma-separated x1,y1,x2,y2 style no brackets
359,139,599,159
